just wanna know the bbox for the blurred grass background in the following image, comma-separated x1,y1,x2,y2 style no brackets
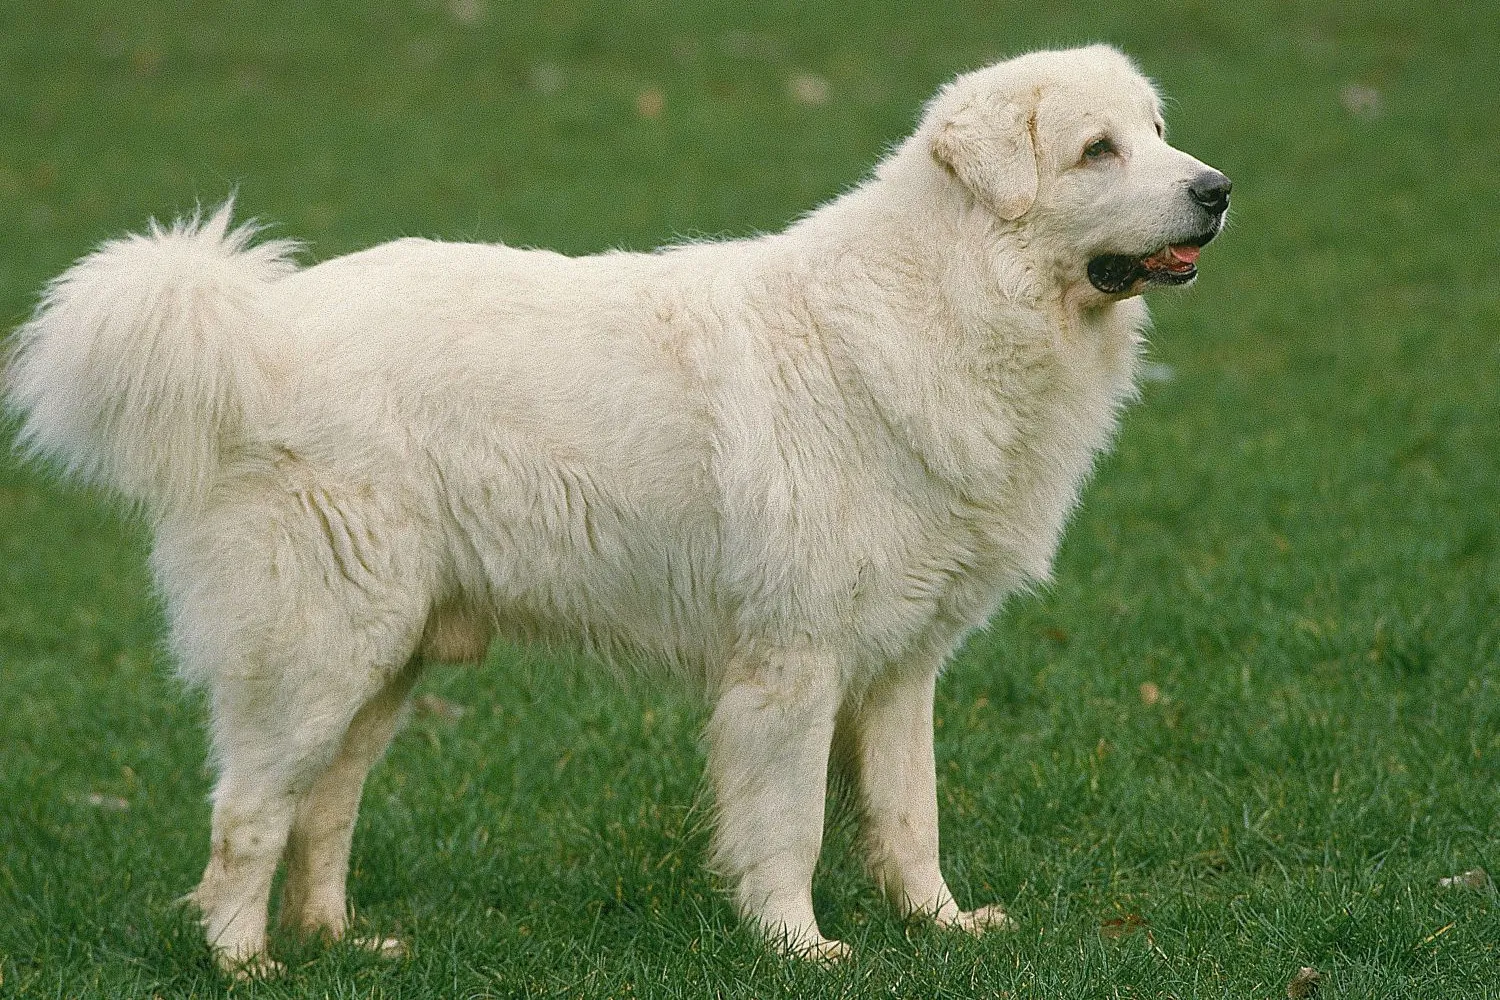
1,1,1498,997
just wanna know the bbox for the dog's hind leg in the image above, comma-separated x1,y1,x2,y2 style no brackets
165,494,431,977
276,659,423,951
188,665,386,978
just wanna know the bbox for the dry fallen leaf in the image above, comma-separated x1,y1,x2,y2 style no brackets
86,792,130,811
528,63,564,95
1099,913,1147,939
1139,681,1161,706
787,73,830,106
636,87,665,119
1437,868,1491,891
1287,966,1322,999
1139,361,1175,384
1340,83,1382,118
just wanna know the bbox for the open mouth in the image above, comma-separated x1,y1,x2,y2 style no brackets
1087,242,1205,295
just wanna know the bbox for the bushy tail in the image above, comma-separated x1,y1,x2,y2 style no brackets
4,201,299,514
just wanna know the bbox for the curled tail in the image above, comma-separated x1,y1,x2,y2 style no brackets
4,201,299,514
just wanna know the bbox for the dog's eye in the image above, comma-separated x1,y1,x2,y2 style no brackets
1082,137,1115,161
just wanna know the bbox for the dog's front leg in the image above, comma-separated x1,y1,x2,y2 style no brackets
850,663,1015,934
706,651,846,959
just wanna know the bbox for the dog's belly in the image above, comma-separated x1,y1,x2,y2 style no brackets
422,432,732,676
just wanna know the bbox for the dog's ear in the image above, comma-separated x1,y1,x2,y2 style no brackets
931,97,1038,221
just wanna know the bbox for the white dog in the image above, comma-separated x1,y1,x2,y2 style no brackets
6,45,1228,975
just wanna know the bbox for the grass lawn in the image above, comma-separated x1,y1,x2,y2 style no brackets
2,1,1498,997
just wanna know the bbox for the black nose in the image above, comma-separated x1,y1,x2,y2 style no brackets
1189,170,1232,215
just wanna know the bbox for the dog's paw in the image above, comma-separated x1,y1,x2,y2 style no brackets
938,903,1017,936
352,934,407,958
791,937,851,963
222,952,285,980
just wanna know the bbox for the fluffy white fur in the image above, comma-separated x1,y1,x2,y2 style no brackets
5,45,1227,974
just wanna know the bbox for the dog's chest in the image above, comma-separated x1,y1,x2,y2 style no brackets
862,318,1140,647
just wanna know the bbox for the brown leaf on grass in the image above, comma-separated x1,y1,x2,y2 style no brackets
529,63,564,95
1287,966,1322,999
85,792,130,811
1340,83,1382,118
636,87,665,119
1139,681,1161,706
414,694,467,721
1419,922,1455,947
1139,361,1175,384
1437,868,1491,891
1099,913,1146,939
786,73,830,106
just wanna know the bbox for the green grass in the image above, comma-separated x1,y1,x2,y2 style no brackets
3,1,1499,997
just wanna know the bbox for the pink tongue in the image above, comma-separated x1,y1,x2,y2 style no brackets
1168,244,1200,264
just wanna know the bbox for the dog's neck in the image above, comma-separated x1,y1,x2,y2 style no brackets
763,140,1144,497
788,136,1126,339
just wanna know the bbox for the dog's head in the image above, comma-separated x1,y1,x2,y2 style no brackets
925,45,1229,300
